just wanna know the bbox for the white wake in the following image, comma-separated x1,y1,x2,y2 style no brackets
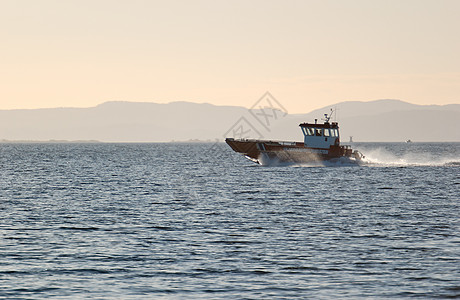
360,148,460,167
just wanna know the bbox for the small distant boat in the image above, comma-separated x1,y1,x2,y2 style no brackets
225,110,364,165
406,139,412,143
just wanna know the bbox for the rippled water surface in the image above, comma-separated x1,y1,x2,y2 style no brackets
1,142,459,299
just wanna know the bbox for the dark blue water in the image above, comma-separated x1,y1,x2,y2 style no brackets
1,142,459,299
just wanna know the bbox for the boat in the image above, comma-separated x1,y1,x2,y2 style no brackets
225,111,364,165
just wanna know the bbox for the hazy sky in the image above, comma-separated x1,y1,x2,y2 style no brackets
1,0,459,113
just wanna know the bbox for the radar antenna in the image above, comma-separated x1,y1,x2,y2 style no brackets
322,108,335,123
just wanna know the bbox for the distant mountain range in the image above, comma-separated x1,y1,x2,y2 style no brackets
0,99,459,142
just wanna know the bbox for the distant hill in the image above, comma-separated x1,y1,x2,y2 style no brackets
0,100,459,142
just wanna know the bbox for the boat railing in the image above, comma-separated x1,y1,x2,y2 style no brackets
229,138,297,145
278,141,297,146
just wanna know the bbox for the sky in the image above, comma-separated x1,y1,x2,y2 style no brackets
1,0,459,113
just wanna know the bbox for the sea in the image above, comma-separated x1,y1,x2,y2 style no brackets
1,142,459,299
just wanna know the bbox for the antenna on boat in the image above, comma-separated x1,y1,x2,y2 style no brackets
322,108,334,123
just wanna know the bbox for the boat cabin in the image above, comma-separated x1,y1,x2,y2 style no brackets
299,121,340,149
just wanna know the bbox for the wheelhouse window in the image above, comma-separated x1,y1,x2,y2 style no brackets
315,129,322,136
303,127,330,137
329,128,338,137
303,127,315,136
334,129,339,137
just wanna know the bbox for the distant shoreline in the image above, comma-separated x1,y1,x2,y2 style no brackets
0,139,102,144
1,139,459,144
0,139,220,144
